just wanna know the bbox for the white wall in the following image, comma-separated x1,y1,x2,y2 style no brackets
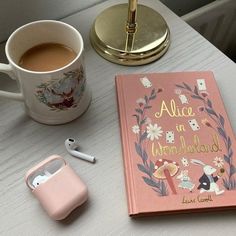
160,0,215,16
182,0,236,60
0,0,107,42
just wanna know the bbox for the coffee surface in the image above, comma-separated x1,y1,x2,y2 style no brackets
19,43,77,72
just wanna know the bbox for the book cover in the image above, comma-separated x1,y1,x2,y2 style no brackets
115,71,236,216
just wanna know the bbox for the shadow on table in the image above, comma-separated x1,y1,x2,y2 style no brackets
131,209,236,225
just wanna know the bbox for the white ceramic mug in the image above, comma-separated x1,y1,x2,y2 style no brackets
0,20,91,125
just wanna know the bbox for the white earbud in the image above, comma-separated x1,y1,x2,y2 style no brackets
65,138,96,163
32,175,49,188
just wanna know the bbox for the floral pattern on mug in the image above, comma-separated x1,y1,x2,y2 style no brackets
35,66,86,111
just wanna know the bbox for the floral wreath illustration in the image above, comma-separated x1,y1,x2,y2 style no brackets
132,88,169,196
35,66,86,111
132,83,236,197
176,82,236,190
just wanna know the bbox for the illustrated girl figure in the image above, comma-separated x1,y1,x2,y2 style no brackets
177,170,195,192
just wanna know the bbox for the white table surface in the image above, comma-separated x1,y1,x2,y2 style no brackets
1,0,236,235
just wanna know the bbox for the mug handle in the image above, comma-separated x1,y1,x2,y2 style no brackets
0,63,24,101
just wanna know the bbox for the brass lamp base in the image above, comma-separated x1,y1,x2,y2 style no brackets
90,4,170,66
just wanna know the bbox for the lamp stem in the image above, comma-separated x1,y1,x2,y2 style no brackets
126,0,138,33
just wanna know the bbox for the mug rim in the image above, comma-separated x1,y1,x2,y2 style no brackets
5,20,84,75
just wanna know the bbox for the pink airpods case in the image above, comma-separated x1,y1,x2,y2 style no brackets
25,155,88,220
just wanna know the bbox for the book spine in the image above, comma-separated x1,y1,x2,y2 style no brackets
115,76,137,215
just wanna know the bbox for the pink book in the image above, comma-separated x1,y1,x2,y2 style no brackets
115,71,236,216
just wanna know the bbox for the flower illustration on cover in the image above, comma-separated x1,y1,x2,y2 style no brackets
201,118,212,128
132,125,140,134
35,66,86,111
136,98,146,106
213,157,224,168
174,88,182,95
146,123,163,141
